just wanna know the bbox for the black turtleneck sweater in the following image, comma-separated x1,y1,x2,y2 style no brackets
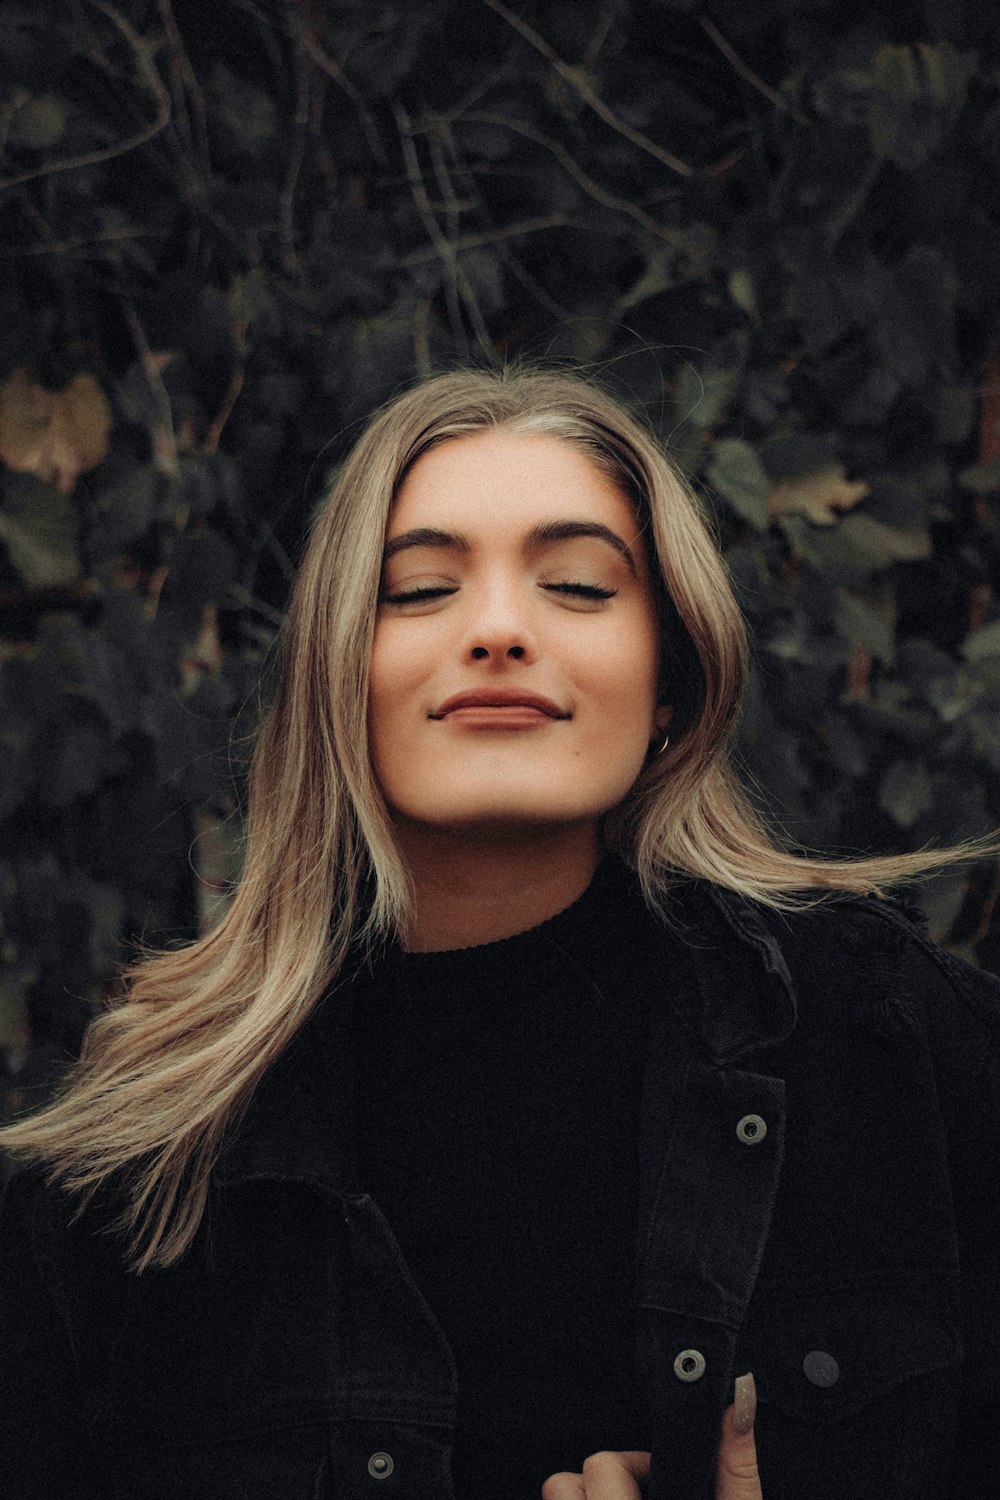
350,859,666,1500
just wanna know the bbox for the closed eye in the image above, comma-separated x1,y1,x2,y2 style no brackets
542,582,617,600
382,585,458,604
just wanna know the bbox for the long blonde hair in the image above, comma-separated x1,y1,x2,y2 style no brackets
0,365,987,1267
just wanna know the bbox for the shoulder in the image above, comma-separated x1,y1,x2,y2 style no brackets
753,893,1000,1116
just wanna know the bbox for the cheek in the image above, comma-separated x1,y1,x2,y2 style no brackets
367,632,406,767
369,625,419,719
582,622,660,726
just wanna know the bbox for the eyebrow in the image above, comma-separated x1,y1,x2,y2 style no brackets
382,520,638,576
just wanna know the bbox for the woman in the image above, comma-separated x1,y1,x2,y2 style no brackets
1,366,998,1500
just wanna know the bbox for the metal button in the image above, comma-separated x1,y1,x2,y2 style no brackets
736,1113,767,1146
803,1350,840,1388
673,1348,707,1382
368,1452,394,1479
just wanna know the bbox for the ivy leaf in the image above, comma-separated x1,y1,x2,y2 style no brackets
869,43,967,168
0,470,79,586
618,248,675,313
878,758,934,828
820,711,868,778
780,511,930,583
676,363,741,433
706,439,770,529
90,466,160,564
769,464,870,526
834,588,895,664
7,91,66,150
727,268,759,322
963,621,1000,663
39,718,113,807
958,459,1000,495
211,63,275,145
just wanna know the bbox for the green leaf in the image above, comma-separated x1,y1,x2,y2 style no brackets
91,466,159,559
835,513,932,564
917,42,968,110
0,470,78,585
8,92,65,150
769,465,869,527
878,758,934,828
958,459,1000,495
821,711,868,778
727,269,759,322
871,45,921,103
676,364,741,433
834,589,895,664
211,63,275,144
963,621,1000,663
40,719,111,807
706,439,770,529
618,248,674,312
780,512,930,583
868,43,967,167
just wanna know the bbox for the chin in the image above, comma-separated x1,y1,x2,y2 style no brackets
392,788,633,838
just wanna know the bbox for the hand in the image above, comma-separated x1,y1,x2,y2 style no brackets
541,1373,761,1500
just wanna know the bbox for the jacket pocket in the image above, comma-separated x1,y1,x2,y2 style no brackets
735,1283,962,1498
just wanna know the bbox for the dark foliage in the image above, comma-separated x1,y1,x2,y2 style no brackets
1,0,999,1118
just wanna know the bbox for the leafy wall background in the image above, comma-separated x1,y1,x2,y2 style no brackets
1,0,999,1121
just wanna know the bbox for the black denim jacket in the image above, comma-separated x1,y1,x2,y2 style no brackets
2,882,1000,1500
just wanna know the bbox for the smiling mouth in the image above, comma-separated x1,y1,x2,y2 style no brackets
429,693,570,721
436,705,562,729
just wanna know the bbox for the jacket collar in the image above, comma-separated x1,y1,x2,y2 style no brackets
214,878,797,1193
687,881,797,1061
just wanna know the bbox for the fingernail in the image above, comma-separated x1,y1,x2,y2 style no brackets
733,1371,756,1436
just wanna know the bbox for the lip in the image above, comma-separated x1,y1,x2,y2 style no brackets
429,691,569,720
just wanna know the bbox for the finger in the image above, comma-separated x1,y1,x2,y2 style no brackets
541,1473,586,1500
715,1372,763,1500
542,1450,651,1500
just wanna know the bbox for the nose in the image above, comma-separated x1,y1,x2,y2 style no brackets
471,642,525,660
463,575,534,664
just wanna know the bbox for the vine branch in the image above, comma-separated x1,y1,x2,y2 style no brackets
395,105,494,356
480,0,693,178
458,113,696,257
298,29,388,165
398,212,572,266
0,1,171,193
697,13,810,127
125,303,178,478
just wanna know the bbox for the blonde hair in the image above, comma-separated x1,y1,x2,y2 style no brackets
0,364,988,1267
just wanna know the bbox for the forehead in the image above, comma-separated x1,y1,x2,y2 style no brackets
389,430,643,542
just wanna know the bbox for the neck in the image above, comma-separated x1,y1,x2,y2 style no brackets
393,820,602,952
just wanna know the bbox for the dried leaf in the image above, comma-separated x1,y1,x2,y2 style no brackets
769,464,870,526
0,369,112,496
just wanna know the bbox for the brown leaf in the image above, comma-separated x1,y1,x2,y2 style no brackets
768,464,870,526
0,369,112,495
